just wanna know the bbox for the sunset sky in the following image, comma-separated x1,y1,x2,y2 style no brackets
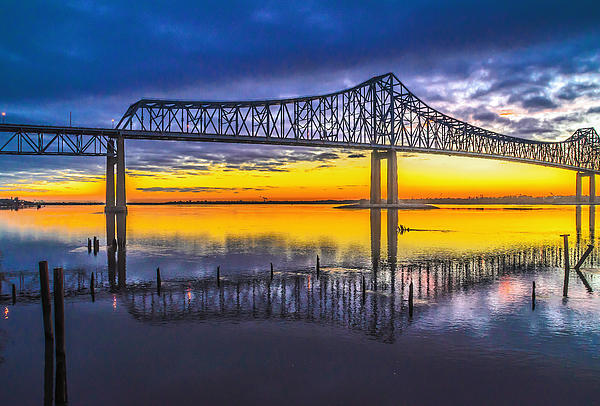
1,1,599,202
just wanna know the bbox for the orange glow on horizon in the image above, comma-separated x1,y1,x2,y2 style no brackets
0,153,581,202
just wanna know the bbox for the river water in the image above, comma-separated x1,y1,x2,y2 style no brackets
0,204,599,405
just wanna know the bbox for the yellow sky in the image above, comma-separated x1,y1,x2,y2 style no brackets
2,152,583,202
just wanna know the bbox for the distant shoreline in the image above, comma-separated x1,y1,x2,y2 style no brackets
3,196,598,207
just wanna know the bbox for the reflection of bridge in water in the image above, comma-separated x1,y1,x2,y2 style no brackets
101,207,597,341
1,207,597,342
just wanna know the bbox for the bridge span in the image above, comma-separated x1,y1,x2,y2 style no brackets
1,73,598,210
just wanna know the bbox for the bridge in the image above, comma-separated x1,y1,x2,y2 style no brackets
1,72,598,212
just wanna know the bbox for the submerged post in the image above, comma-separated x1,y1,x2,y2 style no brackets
532,281,536,311
39,261,53,342
11,284,16,305
573,244,594,292
561,234,570,297
90,272,95,301
316,255,320,279
270,263,274,280
156,267,161,296
217,266,220,287
408,280,414,318
362,274,366,303
53,267,68,405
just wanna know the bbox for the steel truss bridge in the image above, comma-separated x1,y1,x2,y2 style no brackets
0,72,598,207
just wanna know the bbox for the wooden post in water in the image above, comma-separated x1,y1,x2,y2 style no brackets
39,261,54,342
532,281,536,311
361,274,366,303
87,238,92,253
561,234,570,297
270,263,274,280
53,267,68,404
11,284,16,305
217,266,220,287
90,272,95,302
408,280,414,318
156,267,161,296
316,255,320,279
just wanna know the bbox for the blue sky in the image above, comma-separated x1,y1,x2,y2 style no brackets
0,0,599,197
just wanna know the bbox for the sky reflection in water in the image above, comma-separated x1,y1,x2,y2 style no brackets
0,205,599,405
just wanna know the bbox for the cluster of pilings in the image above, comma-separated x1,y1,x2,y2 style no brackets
38,261,68,405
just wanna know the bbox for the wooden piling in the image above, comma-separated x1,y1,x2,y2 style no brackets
43,337,54,406
90,272,95,302
561,234,570,297
53,267,68,404
39,261,54,342
573,244,594,292
316,255,320,279
408,281,414,318
156,267,161,296
270,263,274,280
87,238,92,252
11,284,16,305
361,274,366,302
532,281,536,311
217,266,220,287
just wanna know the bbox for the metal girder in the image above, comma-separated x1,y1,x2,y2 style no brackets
116,72,600,173
0,124,116,156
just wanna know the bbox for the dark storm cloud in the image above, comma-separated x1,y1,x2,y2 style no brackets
520,96,558,111
556,82,599,100
1,0,599,106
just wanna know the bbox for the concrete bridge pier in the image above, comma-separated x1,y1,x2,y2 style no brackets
576,172,596,204
370,150,398,205
105,136,127,213
115,135,127,213
104,140,115,213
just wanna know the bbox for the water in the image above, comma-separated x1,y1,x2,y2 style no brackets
1,204,599,405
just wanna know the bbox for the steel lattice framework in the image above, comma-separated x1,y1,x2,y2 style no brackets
0,124,115,156
1,73,598,173
117,73,600,173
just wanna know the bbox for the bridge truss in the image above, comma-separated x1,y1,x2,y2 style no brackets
116,73,600,173
0,124,115,156
0,73,598,173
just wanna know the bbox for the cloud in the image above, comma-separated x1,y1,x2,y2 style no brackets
136,186,269,193
520,96,558,110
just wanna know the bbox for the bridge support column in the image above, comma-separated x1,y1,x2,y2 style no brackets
115,135,127,213
576,172,583,203
104,140,115,212
370,151,381,204
387,150,398,205
589,174,595,204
